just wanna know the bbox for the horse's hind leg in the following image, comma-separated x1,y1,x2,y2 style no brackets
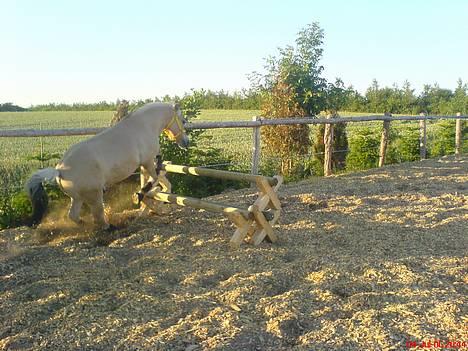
68,197,83,225
86,191,109,230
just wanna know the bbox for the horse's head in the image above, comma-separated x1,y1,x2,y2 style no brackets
163,103,189,149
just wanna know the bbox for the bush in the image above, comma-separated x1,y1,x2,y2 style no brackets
428,120,467,157
387,125,420,163
158,92,245,197
0,190,31,229
346,127,380,171
260,80,310,179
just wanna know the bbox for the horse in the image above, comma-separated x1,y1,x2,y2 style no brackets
25,102,189,230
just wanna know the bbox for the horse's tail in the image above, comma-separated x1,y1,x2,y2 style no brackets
25,168,60,226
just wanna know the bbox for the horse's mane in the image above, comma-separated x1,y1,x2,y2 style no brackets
110,100,132,126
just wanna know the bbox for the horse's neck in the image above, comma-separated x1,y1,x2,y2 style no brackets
150,115,168,135
138,109,171,135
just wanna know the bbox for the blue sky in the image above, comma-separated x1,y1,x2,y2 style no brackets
1,0,467,106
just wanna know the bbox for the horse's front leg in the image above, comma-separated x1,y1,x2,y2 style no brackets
155,155,163,175
133,155,163,205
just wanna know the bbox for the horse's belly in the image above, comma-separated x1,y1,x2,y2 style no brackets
105,162,139,185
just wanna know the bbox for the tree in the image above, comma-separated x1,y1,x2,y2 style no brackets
0,103,27,112
366,79,382,113
250,22,328,177
401,80,418,114
451,79,468,114
418,83,453,114
251,22,327,115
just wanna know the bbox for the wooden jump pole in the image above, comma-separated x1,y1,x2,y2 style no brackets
160,163,278,186
152,191,251,218
143,163,283,248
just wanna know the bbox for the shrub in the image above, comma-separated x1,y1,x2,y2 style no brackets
428,119,467,157
346,127,380,171
260,80,310,179
157,92,245,197
387,125,420,163
0,190,31,229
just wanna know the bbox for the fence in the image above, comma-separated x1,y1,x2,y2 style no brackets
0,114,468,199
0,113,466,179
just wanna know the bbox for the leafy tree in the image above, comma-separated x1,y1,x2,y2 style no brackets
250,22,329,177
0,103,27,111
251,22,327,115
401,80,418,114
342,86,367,112
418,84,453,114
366,79,382,113
451,79,468,114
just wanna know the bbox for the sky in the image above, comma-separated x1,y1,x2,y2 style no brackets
1,0,467,106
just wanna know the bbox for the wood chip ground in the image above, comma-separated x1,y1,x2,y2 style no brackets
1,156,467,350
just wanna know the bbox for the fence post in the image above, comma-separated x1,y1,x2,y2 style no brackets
379,113,391,167
39,122,44,168
455,112,462,159
419,113,427,160
251,116,261,175
323,114,333,176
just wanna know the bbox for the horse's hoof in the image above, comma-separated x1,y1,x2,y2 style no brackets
73,219,85,226
132,192,143,206
106,224,118,232
156,155,163,175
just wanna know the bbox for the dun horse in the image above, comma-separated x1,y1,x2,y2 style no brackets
25,102,189,229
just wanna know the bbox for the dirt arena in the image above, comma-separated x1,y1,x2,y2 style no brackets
1,156,467,350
